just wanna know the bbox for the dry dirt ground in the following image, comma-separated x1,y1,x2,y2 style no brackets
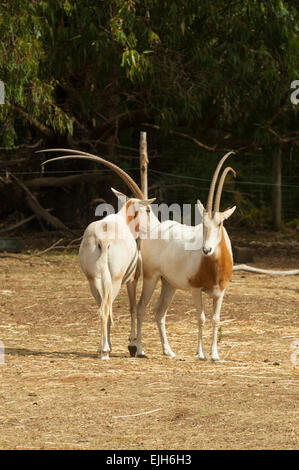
0,237,298,450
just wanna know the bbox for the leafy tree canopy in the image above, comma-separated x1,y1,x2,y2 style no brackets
0,0,298,148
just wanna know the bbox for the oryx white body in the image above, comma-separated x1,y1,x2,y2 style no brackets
79,194,154,359
131,204,235,361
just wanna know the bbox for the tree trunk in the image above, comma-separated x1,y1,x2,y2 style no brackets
272,146,282,231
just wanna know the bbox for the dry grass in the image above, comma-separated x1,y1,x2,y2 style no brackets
0,250,298,450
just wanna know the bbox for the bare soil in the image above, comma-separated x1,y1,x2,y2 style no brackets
0,234,298,450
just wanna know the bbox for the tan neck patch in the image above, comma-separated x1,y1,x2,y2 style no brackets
189,254,217,290
190,227,233,291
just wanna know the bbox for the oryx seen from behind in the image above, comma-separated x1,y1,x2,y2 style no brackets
40,149,154,359
79,191,154,359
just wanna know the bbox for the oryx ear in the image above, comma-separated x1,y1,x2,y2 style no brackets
221,206,236,220
197,200,205,217
111,187,128,203
139,197,156,206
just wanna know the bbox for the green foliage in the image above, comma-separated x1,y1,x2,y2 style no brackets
0,0,298,144
238,202,273,229
0,1,298,228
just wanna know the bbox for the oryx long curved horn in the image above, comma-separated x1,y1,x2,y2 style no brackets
214,167,236,212
38,148,144,199
206,151,235,213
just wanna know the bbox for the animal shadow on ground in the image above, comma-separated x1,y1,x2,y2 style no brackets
4,347,127,360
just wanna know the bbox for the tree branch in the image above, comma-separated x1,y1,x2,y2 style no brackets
268,127,299,145
10,174,72,233
0,209,53,234
9,104,54,139
98,109,151,141
141,123,217,152
0,139,43,151
25,172,107,188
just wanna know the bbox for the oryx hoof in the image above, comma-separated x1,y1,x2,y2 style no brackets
172,356,183,361
197,356,207,361
101,353,110,360
211,357,220,362
168,354,178,360
137,353,148,358
128,345,137,357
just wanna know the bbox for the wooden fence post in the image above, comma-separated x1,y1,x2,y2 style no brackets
139,131,149,198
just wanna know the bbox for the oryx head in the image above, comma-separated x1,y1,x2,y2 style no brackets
111,188,155,239
197,152,237,256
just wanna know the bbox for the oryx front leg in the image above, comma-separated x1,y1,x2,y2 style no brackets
192,288,206,361
136,275,159,358
127,279,138,357
154,279,176,358
107,315,112,352
211,291,224,362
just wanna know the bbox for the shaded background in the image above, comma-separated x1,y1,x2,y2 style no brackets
0,0,298,232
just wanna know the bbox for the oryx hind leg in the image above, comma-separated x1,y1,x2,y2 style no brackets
88,279,110,359
88,280,103,357
192,288,206,361
211,291,225,362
